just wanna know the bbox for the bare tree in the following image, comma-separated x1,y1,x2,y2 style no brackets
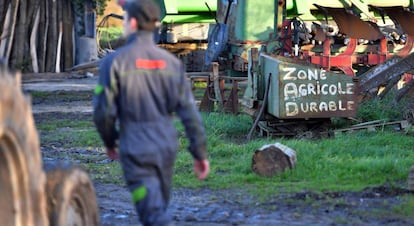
0,0,104,73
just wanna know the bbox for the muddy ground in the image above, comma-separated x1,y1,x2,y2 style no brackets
25,76,414,226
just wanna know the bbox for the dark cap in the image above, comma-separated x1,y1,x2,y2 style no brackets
118,0,160,31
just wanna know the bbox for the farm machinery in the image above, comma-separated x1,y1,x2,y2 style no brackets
0,63,99,225
97,0,414,137
196,0,414,138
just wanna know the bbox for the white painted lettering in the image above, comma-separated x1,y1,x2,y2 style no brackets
346,83,354,94
347,101,355,110
339,100,346,111
300,103,309,113
298,84,307,96
282,67,297,80
297,70,307,80
319,102,328,111
286,102,299,116
307,83,316,95
308,69,318,80
337,82,345,94
320,69,327,80
321,84,328,95
329,84,337,95
281,65,356,117
316,81,321,95
329,101,337,111
310,102,318,112
284,83,298,99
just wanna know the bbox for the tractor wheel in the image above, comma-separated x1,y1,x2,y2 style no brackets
0,65,49,226
45,165,99,226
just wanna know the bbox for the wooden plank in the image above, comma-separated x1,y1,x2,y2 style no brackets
335,120,410,133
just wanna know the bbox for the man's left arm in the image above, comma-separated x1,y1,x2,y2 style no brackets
93,56,119,150
175,65,208,161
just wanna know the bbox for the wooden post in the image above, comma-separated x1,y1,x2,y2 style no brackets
212,62,223,109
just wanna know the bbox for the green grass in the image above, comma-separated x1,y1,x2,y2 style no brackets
29,90,93,101
87,162,124,184
37,119,101,148
357,90,411,122
37,112,414,194
172,113,414,195
37,119,93,132
29,91,51,98
391,195,414,217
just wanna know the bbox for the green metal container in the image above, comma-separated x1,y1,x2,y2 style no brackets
224,1,276,42
164,0,217,13
161,0,217,23
259,54,358,119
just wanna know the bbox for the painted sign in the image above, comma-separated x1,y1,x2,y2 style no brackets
261,55,358,119
281,67,356,117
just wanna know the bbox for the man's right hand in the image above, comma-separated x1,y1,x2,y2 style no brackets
106,147,119,160
193,159,210,180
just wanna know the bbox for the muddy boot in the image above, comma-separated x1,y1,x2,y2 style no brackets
408,165,414,191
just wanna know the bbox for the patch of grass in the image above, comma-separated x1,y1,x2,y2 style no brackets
391,195,414,218
28,91,51,98
172,114,414,195
29,90,93,99
36,108,414,218
332,217,351,225
37,119,94,132
37,116,100,148
40,128,101,148
87,162,124,184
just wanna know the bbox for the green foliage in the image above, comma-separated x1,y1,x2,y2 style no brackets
97,27,123,45
356,90,409,122
72,0,108,16
94,0,108,16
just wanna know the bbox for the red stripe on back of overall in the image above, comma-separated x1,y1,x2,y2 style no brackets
136,59,166,70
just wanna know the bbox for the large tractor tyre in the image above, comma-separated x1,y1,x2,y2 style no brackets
0,65,49,226
45,165,99,226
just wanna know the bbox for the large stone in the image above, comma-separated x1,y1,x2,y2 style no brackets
251,143,297,177
75,36,98,65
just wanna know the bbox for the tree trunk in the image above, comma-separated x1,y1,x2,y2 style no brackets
55,22,63,73
46,0,57,72
0,0,12,33
0,0,89,72
0,3,11,59
251,143,297,177
10,0,27,70
61,0,74,70
38,0,49,72
5,0,19,65
30,8,40,73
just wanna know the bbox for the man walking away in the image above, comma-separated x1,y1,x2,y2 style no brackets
93,0,210,225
